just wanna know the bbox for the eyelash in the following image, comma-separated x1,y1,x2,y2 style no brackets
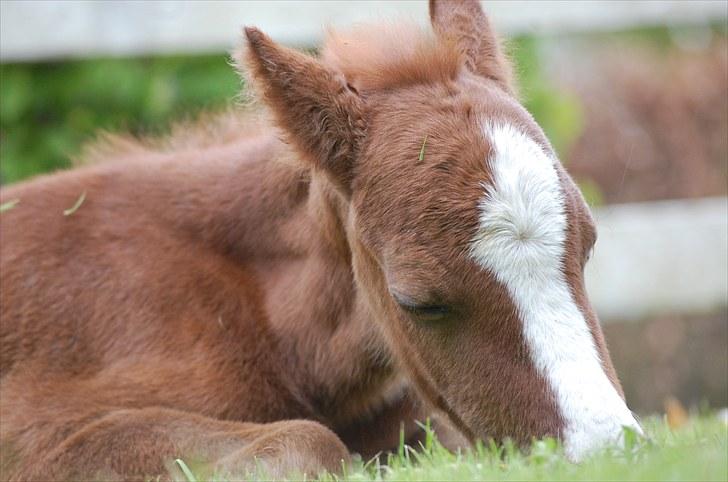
396,300,453,323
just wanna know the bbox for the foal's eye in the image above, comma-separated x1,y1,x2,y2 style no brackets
391,292,455,323
392,294,453,323
401,303,453,323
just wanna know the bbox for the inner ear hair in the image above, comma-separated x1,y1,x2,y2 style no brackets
240,27,367,195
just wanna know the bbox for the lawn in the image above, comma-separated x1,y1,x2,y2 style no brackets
174,415,728,482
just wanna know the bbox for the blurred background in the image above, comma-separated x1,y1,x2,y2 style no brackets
1,0,726,415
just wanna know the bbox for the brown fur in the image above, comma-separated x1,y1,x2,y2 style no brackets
0,1,622,480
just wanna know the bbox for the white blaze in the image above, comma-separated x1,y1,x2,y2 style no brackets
470,122,641,461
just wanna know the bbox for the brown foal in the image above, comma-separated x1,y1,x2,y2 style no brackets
0,1,640,480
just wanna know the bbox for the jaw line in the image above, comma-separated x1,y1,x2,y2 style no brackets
353,241,478,445
388,329,477,445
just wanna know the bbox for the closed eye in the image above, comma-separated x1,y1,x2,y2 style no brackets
400,302,451,318
392,292,453,323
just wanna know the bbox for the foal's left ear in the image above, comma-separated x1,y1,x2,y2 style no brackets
241,27,366,195
429,0,513,94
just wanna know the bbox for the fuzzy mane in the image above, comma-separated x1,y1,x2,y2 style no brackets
321,21,461,91
74,108,265,166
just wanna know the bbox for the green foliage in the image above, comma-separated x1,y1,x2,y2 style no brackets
0,55,241,184
177,415,728,481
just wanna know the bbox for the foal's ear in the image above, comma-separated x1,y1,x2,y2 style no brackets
429,0,513,93
242,27,366,194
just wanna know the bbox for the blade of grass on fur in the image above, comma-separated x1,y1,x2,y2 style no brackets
174,459,197,482
63,191,86,216
418,135,428,162
0,199,19,213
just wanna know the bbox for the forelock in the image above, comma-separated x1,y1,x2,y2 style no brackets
321,21,461,92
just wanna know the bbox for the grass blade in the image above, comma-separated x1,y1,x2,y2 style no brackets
63,191,86,216
418,135,428,162
174,458,197,482
0,199,20,213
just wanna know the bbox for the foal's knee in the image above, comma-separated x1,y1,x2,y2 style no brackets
282,420,351,473
216,420,350,479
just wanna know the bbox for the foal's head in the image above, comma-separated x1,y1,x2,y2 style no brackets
243,0,640,460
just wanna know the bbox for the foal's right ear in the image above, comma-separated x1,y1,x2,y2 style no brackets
241,27,366,195
429,0,513,93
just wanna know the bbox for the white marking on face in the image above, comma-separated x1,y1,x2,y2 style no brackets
470,122,641,461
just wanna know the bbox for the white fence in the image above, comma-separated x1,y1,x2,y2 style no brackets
1,0,726,61
587,197,727,321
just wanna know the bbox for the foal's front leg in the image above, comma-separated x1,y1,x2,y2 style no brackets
20,408,349,481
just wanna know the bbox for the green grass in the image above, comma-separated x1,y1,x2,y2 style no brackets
174,416,727,482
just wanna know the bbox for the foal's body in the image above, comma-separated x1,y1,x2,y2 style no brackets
1,130,413,479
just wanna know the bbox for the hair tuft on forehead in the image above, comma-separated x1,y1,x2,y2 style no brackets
321,21,461,92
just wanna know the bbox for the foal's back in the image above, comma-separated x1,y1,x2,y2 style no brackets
0,131,299,392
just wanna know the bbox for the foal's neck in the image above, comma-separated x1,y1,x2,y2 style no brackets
251,160,397,426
